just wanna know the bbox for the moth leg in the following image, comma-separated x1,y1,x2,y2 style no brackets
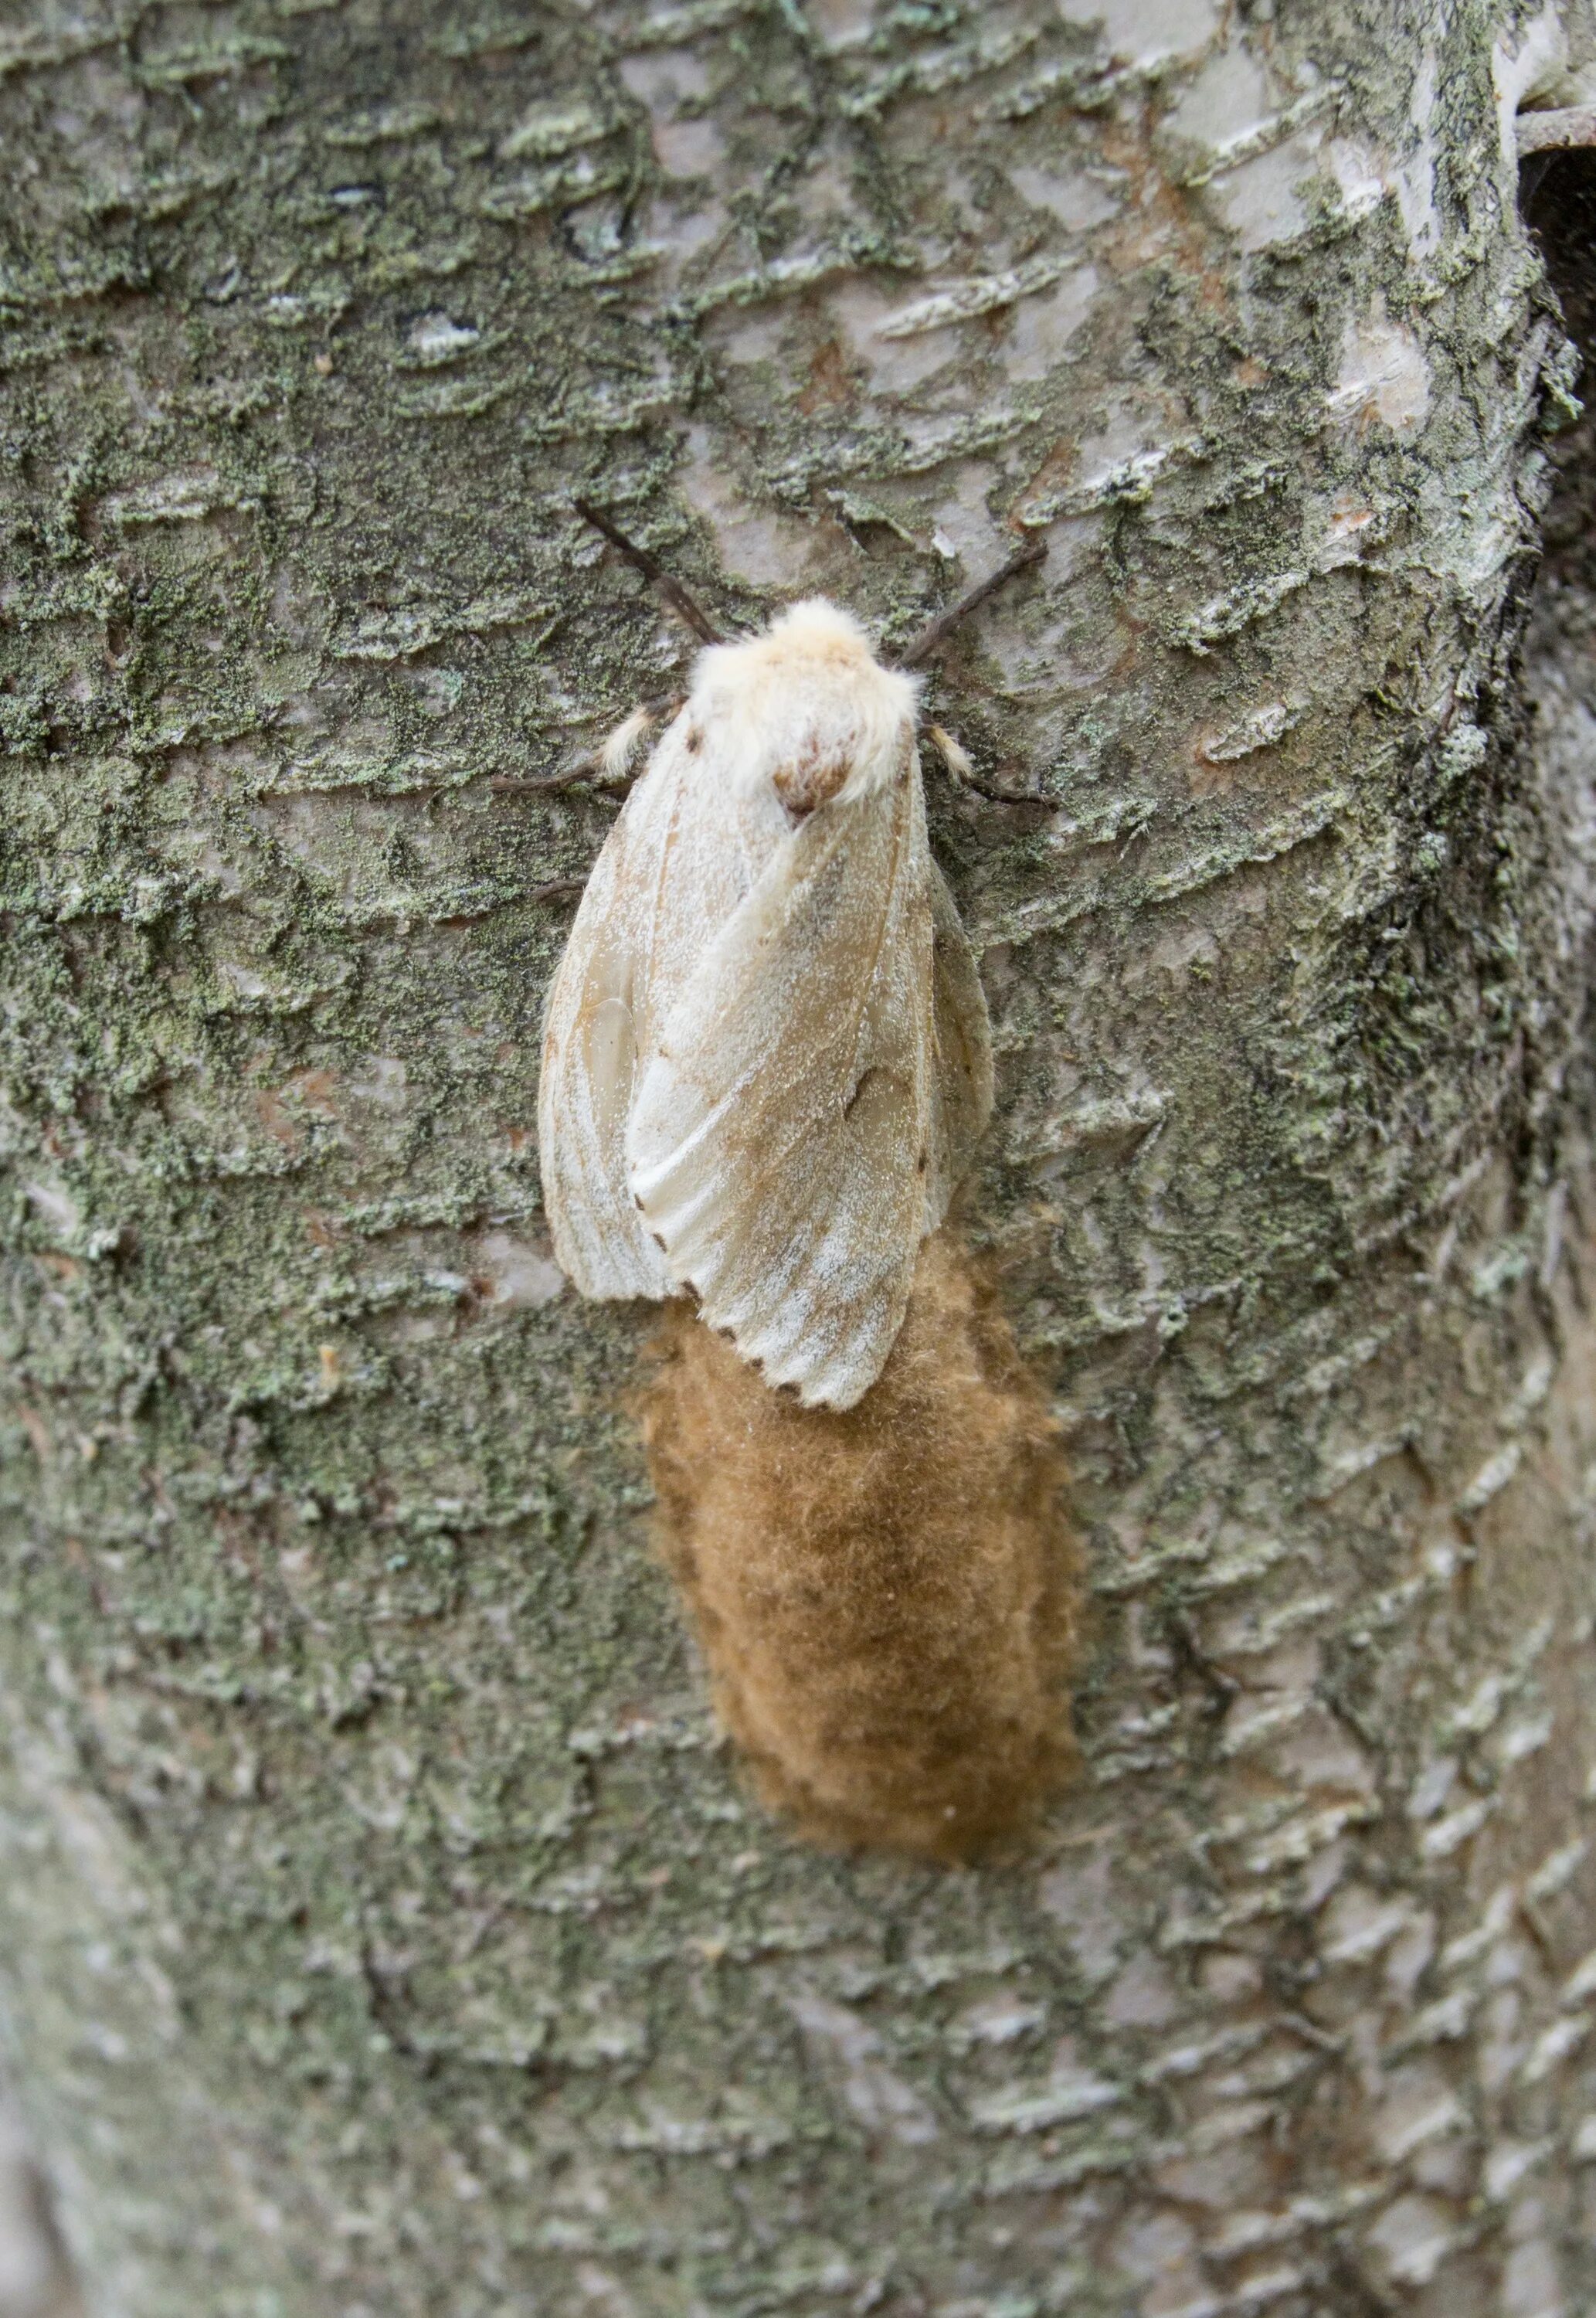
600,705,659,783
923,722,1058,811
494,692,685,800
925,723,975,787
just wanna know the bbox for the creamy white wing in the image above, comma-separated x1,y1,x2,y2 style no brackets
624,760,939,1409
538,713,752,1300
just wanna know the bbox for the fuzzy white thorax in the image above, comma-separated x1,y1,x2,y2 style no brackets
687,599,920,807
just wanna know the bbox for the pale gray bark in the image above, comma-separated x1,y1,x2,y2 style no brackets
3,2,1596,2314
0,2092,77,2318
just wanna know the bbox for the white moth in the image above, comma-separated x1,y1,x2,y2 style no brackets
537,598,993,1411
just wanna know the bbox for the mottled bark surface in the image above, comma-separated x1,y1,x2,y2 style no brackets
3,1,1596,2313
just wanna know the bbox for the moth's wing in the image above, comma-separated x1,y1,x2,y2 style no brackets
538,777,675,1300
626,766,937,1409
925,859,994,1222
538,718,745,1300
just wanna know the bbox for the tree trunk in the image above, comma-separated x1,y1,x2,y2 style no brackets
3,2,1596,2312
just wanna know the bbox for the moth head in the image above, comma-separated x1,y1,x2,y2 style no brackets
689,598,920,820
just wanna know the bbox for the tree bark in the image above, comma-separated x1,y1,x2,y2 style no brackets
3,2,1596,2313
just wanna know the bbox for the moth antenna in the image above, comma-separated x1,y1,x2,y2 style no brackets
600,703,657,783
925,723,974,786
573,498,725,648
895,535,1048,671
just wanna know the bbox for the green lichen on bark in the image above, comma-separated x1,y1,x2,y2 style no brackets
3,1,1596,2313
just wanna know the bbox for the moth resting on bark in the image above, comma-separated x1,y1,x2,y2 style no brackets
538,599,994,1410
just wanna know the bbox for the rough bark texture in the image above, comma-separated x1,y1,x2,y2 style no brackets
3,2,1596,2313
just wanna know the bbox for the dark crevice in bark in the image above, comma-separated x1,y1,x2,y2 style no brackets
1524,155,1596,601
1523,151,1596,1064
